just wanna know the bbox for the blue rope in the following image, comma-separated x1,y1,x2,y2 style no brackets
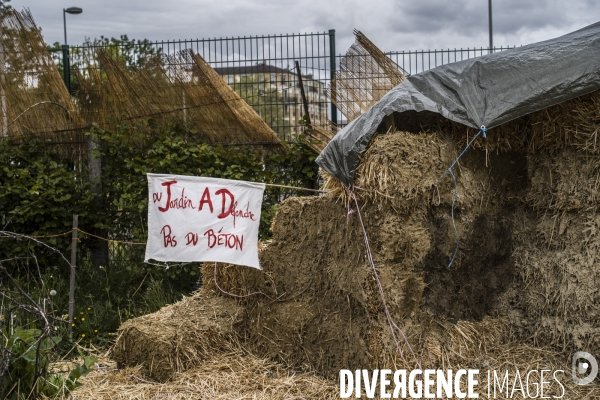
440,125,487,269
439,125,487,183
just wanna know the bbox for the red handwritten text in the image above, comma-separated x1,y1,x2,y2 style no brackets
198,187,213,212
157,180,196,212
160,225,177,247
230,201,256,228
204,228,244,251
216,189,235,219
185,232,199,246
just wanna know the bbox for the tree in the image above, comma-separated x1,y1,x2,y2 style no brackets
78,35,162,67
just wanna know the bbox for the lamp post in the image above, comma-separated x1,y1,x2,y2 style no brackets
62,7,81,93
488,0,493,53
63,7,82,45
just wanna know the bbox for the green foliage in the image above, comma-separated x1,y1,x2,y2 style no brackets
0,138,91,256
42,349,97,397
1,327,63,400
298,114,311,126
88,121,317,241
0,121,318,349
79,35,162,67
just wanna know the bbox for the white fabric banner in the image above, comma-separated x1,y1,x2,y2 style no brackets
144,173,265,269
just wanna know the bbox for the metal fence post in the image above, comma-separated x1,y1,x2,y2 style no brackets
62,44,70,93
68,214,78,338
328,29,337,127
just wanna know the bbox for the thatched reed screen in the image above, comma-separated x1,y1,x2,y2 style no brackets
73,49,281,145
327,30,407,124
0,9,83,143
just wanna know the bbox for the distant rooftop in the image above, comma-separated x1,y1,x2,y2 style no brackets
213,63,291,76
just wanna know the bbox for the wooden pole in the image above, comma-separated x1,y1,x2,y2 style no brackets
294,61,311,127
67,214,78,338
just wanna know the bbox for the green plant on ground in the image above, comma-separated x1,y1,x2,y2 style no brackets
41,348,97,398
1,327,60,400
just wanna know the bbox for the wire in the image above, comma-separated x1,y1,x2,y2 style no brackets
75,229,146,245
0,231,72,239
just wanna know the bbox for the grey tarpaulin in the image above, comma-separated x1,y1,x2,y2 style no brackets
316,21,600,187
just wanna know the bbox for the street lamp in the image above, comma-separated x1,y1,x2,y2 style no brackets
488,0,493,53
62,7,81,94
63,7,82,45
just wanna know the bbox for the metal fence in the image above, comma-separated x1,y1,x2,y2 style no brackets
385,46,517,76
53,32,515,139
58,32,336,142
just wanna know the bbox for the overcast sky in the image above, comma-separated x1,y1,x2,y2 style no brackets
19,0,600,54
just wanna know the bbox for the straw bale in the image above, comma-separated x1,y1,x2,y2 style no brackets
530,90,600,153
71,351,338,400
323,130,456,207
227,131,520,376
112,292,241,381
322,129,499,213
427,318,600,399
511,210,600,354
199,242,270,298
109,96,600,391
526,149,600,212
440,116,529,153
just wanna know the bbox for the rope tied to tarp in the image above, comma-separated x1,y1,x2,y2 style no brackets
439,125,487,269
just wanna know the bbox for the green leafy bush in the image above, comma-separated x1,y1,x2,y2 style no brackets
0,327,96,399
0,121,318,346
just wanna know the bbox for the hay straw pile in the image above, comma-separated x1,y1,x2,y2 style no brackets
88,79,600,400
427,319,599,399
112,292,241,381
72,350,337,400
88,289,337,399
108,90,600,397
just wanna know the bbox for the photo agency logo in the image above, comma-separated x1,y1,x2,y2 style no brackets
337,353,599,400
572,351,598,386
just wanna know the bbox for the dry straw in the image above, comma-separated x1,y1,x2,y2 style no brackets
529,91,600,153
322,128,453,209
75,48,280,145
427,319,599,399
111,292,242,382
70,351,338,400
0,8,84,143
303,30,407,153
